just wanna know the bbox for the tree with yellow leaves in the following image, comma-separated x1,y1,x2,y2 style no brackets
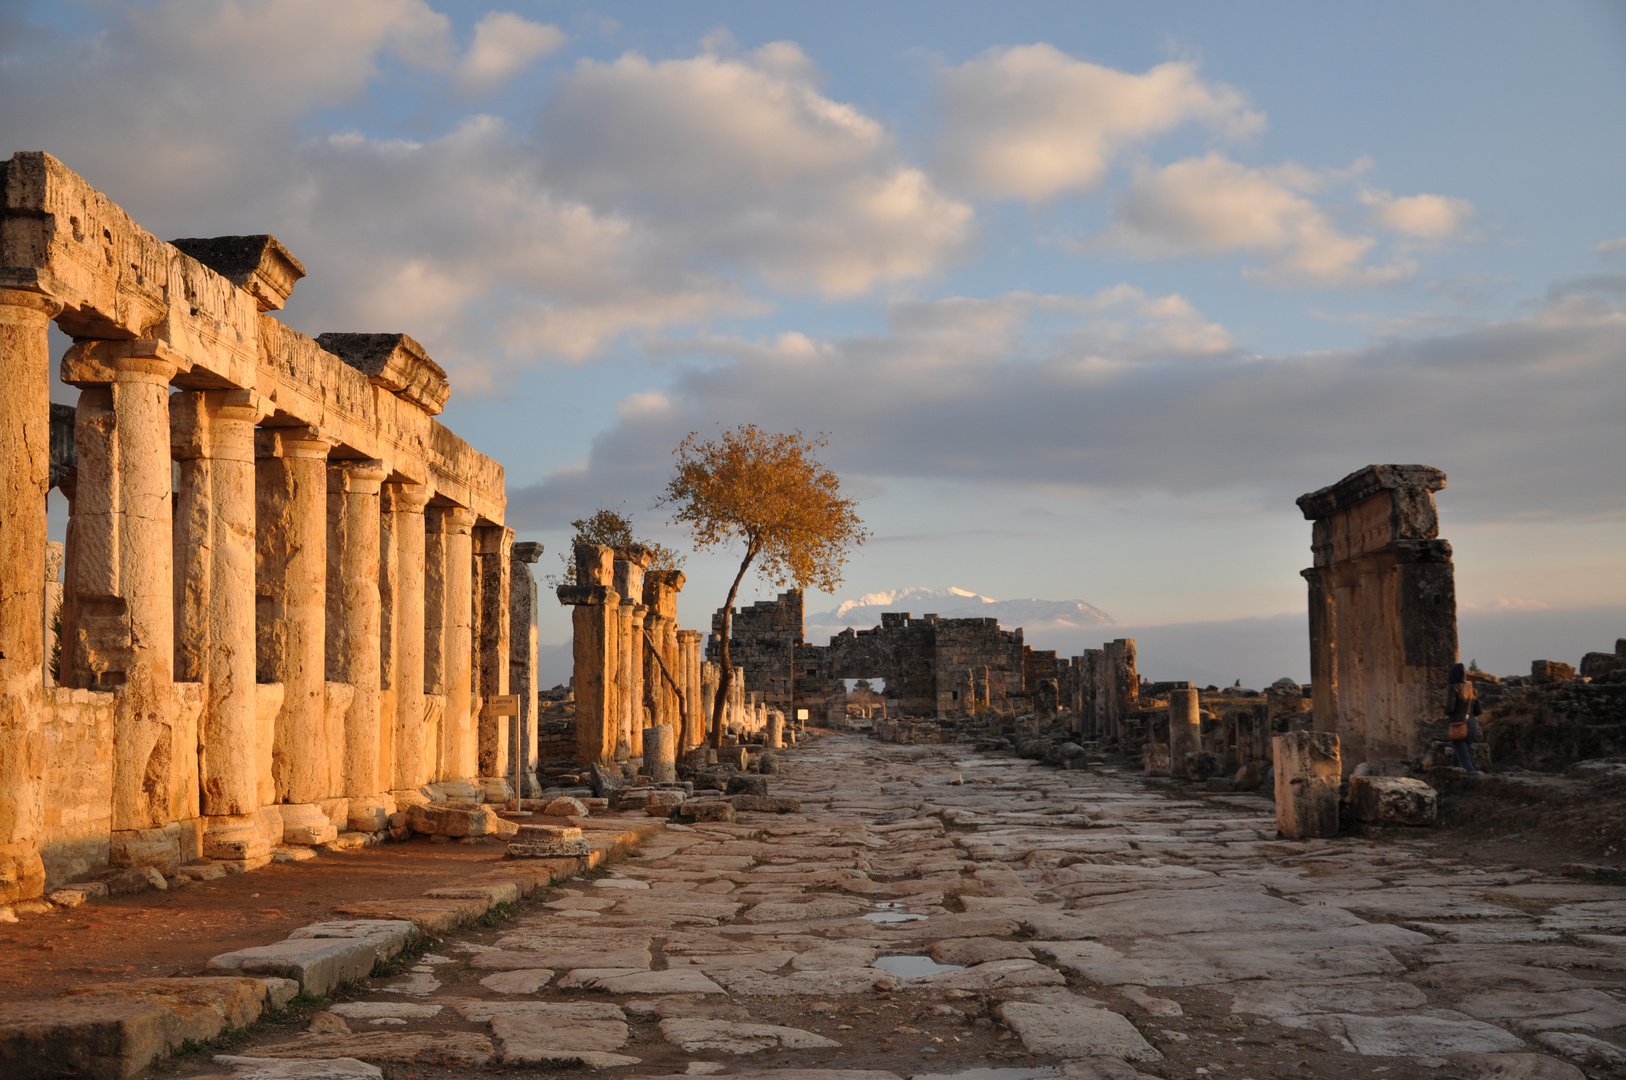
660,426,867,748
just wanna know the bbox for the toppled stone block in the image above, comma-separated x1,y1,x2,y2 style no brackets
208,920,415,994
346,798,393,833
1142,742,1171,777
407,803,500,838
731,795,802,814
543,797,588,818
683,747,717,769
586,763,622,796
1349,775,1438,826
1183,751,1225,782
727,774,768,797
272,846,315,864
757,753,780,774
0,995,173,1080
644,790,685,815
684,801,736,823
96,866,167,896
1233,761,1267,791
386,813,410,842
1273,731,1341,840
48,888,90,908
508,839,592,858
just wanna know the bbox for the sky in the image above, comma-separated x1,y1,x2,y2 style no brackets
5,1,1625,683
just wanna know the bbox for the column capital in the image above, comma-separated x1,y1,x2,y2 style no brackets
382,481,433,514
512,541,544,564
328,458,389,494
255,425,332,460
473,523,514,556
429,505,476,535
61,338,189,387
0,288,63,320
171,389,271,459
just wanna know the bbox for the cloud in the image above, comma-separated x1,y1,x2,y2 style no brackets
538,43,973,296
1089,153,1418,286
1361,188,1475,240
1597,236,1626,258
456,12,565,94
934,45,1263,200
511,282,1626,528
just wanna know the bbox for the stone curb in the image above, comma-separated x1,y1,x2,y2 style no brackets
0,818,660,1079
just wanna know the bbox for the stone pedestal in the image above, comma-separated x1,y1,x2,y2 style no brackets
382,482,430,789
1168,687,1200,780
173,389,271,844
645,723,677,783
256,426,332,805
0,290,58,902
766,710,784,749
62,342,190,857
327,460,388,800
1273,731,1341,840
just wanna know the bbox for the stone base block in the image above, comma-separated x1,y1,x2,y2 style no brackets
346,797,394,833
0,841,46,904
110,820,202,876
439,779,479,802
478,777,512,803
201,809,280,863
1273,731,1341,840
407,802,501,837
717,746,749,770
390,788,431,808
1142,743,1171,776
278,804,339,846
317,798,350,832
1349,775,1438,826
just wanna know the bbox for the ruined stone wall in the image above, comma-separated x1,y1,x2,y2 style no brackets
0,152,518,901
707,590,801,710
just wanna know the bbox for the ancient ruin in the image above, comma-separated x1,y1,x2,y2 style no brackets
1298,463,1458,772
0,152,549,905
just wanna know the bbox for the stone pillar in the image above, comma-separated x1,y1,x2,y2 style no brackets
766,709,784,749
560,544,618,767
255,425,332,809
382,482,431,791
0,290,58,901
474,524,513,781
172,388,279,864
427,506,476,782
1273,731,1341,839
646,722,677,783
684,631,704,748
509,541,543,797
700,660,719,748
628,604,647,761
613,550,649,761
613,602,633,763
326,459,389,828
1168,686,1201,780
62,341,192,867
1297,465,1457,771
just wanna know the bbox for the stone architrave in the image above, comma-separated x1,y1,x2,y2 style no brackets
382,482,431,791
62,340,194,864
1297,465,1457,771
255,425,333,808
327,459,389,813
426,506,476,782
171,388,277,862
645,723,677,783
1273,731,1341,840
0,289,60,902
1168,686,1201,780
474,524,513,781
509,541,543,797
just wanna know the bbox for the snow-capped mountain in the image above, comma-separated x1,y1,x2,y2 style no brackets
805,587,1113,643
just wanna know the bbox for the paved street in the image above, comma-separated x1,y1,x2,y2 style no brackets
205,734,1626,1080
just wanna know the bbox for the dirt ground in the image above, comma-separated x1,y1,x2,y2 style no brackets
1,838,515,1002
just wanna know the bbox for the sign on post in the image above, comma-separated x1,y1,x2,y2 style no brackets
483,694,520,717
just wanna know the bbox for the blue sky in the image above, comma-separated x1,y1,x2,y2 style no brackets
6,1,1625,681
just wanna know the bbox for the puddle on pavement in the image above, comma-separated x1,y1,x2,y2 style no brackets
864,902,927,924
872,954,965,978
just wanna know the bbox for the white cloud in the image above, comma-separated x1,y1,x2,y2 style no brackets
512,281,1626,528
1091,153,1415,287
934,45,1263,200
540,44,973,296
456,12,564,94
1361,188,1475,240
1597,236,1626,258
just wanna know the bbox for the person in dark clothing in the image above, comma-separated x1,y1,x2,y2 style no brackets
1445,662,1480,772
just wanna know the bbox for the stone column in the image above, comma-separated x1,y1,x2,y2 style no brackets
172,388,280,866
1168,686,1201,780
509,541,543,797
327,459,389,829
62,341,193,869
645,723,677,783
700,660,719,748
382,482,431,791
628,604,647,761
474,524,513,783
433,506,477,784
682,631,704,749
613,602,633,763
561,544,618,767
614,550,649,762
766,710,784,749
255,425,332,810
0,290,58,902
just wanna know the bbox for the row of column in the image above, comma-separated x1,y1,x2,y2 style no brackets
560,544,706,773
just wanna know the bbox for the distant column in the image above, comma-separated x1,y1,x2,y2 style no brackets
475,524,513,781
560,544,618,767
1168,686,1201,780
509,541,544,796
434,506,477,781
